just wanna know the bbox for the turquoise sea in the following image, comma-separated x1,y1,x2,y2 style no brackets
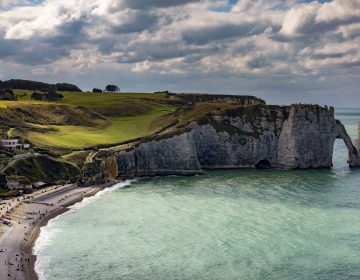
34,109,360,280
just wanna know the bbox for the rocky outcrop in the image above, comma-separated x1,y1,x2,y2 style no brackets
84,103,360,182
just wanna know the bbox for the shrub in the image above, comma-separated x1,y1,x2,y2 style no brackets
92,88,103,93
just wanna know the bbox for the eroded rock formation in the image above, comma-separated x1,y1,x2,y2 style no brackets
83,103,360,182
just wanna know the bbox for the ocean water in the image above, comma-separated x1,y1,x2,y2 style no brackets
34,109,360,280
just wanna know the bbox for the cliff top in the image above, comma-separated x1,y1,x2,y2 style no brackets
0,89,335,163
0,91,265,153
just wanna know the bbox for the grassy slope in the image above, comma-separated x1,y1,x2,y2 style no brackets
0,89,264,185
12,90,167,106
2,155,81,182
28,106,173,148
4,90,176,150
2,90,244,152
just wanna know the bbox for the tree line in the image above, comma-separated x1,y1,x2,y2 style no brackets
92,84,120,93
31,90,64,101
0,79,82,92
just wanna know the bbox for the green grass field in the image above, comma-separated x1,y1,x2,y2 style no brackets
27,106,174,148
12,90,168,107
3,90,237,151
0,90,176,149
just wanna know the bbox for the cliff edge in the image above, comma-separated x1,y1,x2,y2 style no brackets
83,102,360,183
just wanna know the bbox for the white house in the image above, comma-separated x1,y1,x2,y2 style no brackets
0,139,30,150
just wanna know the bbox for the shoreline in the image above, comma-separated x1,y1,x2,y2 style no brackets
0,183,113,280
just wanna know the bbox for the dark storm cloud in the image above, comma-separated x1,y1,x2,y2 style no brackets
118,44,191,63
111,12,159,34
44,19,88,46
0,39,69,66
117,43,221,63
182,23,268,45
288,17,360,38
311,52,344,60
339,60,360,68
0,19,87,66
0,36,19,58
15,44,69,65
246,56,271,69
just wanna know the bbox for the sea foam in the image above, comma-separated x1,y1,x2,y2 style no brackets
34,180,136,280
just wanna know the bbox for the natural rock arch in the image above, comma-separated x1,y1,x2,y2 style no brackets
335,121,360,167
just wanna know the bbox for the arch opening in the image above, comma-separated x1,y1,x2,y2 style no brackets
255,159,271,169
332,138,350,169
335,121,360,167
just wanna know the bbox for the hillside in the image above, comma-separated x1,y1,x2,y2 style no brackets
0,88,265,184
0,91,264,153
0,91,177,152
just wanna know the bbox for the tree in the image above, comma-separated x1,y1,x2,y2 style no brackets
0,79,82,92
105,84,119,92
92,88,103,93
55,83,82,92
0,88,15,100
31,90,63,101
0,175,6,189
31,92,43,101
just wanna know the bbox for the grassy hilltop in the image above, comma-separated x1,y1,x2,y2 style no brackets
0,85,265,185
1,90,176,151
1,90,260,154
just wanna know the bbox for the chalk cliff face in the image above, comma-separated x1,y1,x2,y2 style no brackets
116,133,201,178
276,106,336,168
85,104,360,181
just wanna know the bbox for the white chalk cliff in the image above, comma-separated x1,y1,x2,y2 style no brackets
83,102,360,182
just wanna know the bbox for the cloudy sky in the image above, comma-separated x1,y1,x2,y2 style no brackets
0,0,359,106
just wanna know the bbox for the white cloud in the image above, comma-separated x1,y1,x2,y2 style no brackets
0,0,28,9
0,0,359,105
280,2,320,36
316,0,360,23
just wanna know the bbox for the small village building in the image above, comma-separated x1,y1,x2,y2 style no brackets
6,176,33,193
1,139,22,150
0,139,30,150
33,181,48,189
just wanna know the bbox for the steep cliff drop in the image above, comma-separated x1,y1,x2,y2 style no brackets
82,100,360,183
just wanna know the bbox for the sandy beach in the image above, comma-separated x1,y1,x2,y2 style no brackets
0,184,107,280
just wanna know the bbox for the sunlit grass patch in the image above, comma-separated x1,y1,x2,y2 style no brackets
27,106,174,148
